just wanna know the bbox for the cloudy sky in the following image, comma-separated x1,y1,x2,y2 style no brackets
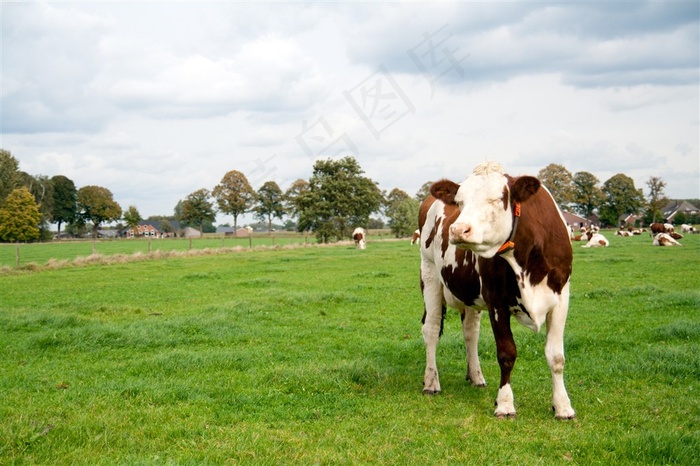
2,1,698,224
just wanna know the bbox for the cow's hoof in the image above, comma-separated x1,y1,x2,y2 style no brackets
470,381,487,388
495,412,516,419
422,389,441,395
553,405,576,420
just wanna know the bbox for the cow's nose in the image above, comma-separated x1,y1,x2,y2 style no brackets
450,223,472,241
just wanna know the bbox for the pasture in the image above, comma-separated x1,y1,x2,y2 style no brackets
1,233,699,465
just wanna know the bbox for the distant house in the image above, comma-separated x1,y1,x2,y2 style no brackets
182,227,201,238
620,213,643,228
662,200,699,223
561,211,588,229
216,226,235,236
125,224,160,238
561,211,599,229
235,226,253,237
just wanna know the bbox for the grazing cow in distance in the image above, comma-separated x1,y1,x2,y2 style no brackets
352,227,366,250
411,229,421,245
681,224,697,234
653,232,682,246
615,229,634,237
419,161,575,419
581,233,609,248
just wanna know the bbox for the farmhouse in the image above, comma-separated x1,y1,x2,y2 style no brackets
663,200,699,223
125,224,159,238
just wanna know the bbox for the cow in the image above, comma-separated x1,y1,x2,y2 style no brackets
681,224,697,234
352,227,366,250
419,161,575,419
650,222,674,236
653,232,682,246
411,229,421,245
581,233,609,248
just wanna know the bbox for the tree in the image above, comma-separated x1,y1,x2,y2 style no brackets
51,175,77,238
646,176,667,224
19,172,54,241
572,171,604,218
538,163,574,210
415,181,432,202
296,156,382,243
599,174,645,227
0,187,42,242
213,170,255,231
385,188,420,238
123,205,143,235
179,188,216,233
284,179,310,223
76,185,123,238
0,149,22,206
253,181,286,233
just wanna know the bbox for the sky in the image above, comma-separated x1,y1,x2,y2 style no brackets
2,1,699,225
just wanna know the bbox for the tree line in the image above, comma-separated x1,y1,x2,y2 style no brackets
0,148,694,244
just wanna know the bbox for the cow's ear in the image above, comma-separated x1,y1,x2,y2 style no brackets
511,176,541,203
430,179,460,205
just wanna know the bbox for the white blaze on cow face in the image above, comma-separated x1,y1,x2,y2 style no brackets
448,162,513,258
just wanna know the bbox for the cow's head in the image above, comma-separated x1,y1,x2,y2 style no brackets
430,161,541,258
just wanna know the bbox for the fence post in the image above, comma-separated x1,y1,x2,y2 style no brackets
189,238,193,250
15,243,20,269
248,235,252,249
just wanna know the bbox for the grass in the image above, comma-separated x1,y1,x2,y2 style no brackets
1,233,699,465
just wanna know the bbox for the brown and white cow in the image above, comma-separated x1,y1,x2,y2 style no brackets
653,232,682,246
419,161,575,419
411,229,421,245
352,227,366,250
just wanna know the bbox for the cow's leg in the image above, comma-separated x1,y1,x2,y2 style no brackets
421,268,445,395
461,308,486,387
489,306,517,418
545,292,576,419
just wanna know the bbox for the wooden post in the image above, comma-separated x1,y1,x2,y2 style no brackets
15,243,20,269
248,235,252,249
189,238,193,250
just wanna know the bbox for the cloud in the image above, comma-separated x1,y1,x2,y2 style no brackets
343,2,699,89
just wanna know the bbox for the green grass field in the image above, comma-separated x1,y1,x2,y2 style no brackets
1,233,699,465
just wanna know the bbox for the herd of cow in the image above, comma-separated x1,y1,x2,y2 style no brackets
350,161,694,420
570,221,692,248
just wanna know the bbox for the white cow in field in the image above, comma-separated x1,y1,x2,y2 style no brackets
352,227,366,249
581,233,609,248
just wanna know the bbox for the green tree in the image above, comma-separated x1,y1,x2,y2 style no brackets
19,172,54,240
296,156,382,243
645,176,667,224
50,175,77,238
77,185,123,238
538,163,574,210
415,181,432,202
180,189,216,234
385,188,419,238
572,171,604,218
123,205,143,235
254,181,286,233
599,174,645,227
213,170,255,231
0,149,22,206
0,187,42,242
284,179,310,223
